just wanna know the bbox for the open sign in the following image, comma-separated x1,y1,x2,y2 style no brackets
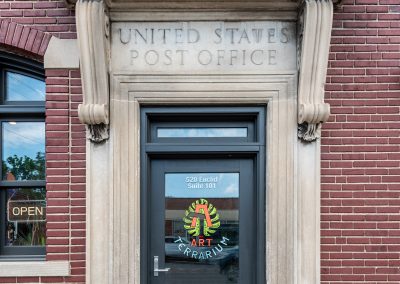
7,200,46,222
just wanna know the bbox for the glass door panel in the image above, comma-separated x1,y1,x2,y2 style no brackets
165,173,239,283
149,159,255,284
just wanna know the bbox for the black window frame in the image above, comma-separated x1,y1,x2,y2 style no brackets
150,116,256,143
0,52,46,259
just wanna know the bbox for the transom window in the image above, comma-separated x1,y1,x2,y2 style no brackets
0,52,46,258
147,109,259,143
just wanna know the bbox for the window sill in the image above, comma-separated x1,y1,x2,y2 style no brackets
0,260,70,277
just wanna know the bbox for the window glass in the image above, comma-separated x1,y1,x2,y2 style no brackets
165,173,239,283
2,122,45,181
157,127,247,138
6,72,45,101
0,54,46,256
6,188,46,247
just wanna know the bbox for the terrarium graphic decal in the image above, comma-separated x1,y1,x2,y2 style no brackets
183,198,220,237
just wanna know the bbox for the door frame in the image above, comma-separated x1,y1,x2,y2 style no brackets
148,158,256,283
85,72,322,284
140,107,266,283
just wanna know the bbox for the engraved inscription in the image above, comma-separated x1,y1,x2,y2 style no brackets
112,22,296,72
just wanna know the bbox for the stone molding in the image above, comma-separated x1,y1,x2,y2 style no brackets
112,74,298,284
44,37,79,69
0,261,70,277
297,0,333,142
67,0,298,11
76,0,110,143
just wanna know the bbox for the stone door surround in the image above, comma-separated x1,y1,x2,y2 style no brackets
68,0,334,283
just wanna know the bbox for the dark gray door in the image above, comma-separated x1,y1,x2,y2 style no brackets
148,158,256,284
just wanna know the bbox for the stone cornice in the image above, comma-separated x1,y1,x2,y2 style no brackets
65,0,343,10
66,0,299,10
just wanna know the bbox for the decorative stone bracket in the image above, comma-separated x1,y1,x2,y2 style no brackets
297,0,333,142
75,0,110,143
78,103,109,142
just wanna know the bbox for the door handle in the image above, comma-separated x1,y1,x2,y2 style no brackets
154,256,171,276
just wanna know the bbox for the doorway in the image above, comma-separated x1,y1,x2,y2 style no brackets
141,107,266,284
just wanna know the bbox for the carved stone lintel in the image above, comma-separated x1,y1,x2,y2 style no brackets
76,0,110,143
297,0,333,142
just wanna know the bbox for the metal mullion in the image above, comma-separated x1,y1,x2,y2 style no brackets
144,106,264,115
0,118,2,184
0,116,45,122
0,189,5,255
0,181,46,188
0,68,4,105
0,106,45,116
145,144,261,154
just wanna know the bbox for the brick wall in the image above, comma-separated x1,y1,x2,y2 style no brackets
44,69,85,283
0,1,75,39
0,1,84,283
322,0,400,283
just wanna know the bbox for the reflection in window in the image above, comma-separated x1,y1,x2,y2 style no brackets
6,72,45,101
165,173,239,283
6,188,46,247
2,122,45,180
0,54,46,256
157,127,247,138
165,173,239,198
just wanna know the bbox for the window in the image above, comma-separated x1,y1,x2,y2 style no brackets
0,53,46,258
148,110,258,143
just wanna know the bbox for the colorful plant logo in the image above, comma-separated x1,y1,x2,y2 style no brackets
183,198,220,237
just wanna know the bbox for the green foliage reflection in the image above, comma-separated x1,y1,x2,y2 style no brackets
2,151,46,247
2,152,45,180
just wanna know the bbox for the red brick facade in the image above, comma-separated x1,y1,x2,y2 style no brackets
44,69,85,283
0,1,84,283
0,0,399,283
0,1,75,39
322,0,400,283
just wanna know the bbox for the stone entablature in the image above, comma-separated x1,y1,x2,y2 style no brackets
74,0,333,143
113,21,296,73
